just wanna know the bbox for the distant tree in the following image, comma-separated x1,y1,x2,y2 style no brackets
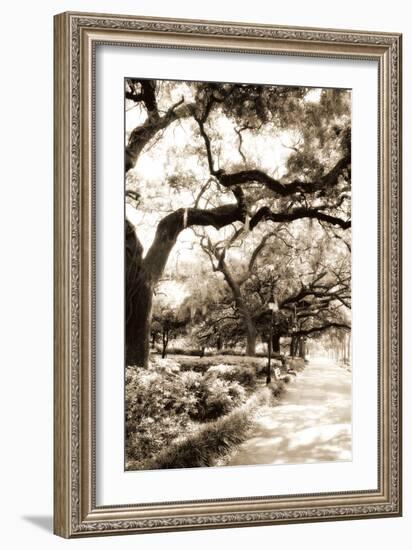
195,219,350,358
251,228,351,357
194,298,244,352
151,301,189,358
194,227,288,355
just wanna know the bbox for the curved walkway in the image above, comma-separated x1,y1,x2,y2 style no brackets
227,359,352,466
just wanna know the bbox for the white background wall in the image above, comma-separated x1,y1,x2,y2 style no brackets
0,0,410,547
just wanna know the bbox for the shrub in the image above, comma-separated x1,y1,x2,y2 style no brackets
283,375,292,384
171,354,268,373
193,377,246,421
125,363,198,466
125,358,251,467
180,369,203,391
150,355,181,372
206,364,257,390
177,360,212,373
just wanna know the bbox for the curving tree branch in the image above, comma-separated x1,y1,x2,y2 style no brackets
295,322,351,337
249,205,351,230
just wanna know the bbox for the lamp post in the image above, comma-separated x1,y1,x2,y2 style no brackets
267,296,279,384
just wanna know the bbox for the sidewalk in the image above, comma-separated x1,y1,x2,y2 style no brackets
227,360,352,466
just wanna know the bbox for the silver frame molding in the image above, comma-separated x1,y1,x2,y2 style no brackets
53,11,402,538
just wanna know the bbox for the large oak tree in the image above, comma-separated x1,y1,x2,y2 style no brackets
125,79,351,366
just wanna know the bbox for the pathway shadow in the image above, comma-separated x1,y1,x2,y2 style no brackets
228,361,352,467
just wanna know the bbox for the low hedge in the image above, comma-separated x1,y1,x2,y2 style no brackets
149,407,254,469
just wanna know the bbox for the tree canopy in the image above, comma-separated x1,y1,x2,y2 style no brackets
124,78,351,366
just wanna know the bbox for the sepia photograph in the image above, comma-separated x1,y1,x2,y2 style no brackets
124,78,352,471
52,11,402,537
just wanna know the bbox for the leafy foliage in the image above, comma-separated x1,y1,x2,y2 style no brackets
126,358,258,467
193,376,246,421
125,362,198,465
206,364,258,391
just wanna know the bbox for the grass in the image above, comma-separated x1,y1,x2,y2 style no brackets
148,408,254,469
145,384,285,470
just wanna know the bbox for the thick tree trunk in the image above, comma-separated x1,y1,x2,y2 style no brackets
272,332,281,354
126,274,153,366
124,210,184,366
125,205,245,367
217,334,223,351
298,337,306,360
125,208,187,366
125,216,178,366
246,323,257,356
218,256,257,357
125,219,153,366
295,337,301,357
290,335,299,357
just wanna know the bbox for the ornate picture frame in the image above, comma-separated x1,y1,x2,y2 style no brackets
53,11,402,538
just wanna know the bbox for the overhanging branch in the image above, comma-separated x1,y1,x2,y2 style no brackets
249,206,351,230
